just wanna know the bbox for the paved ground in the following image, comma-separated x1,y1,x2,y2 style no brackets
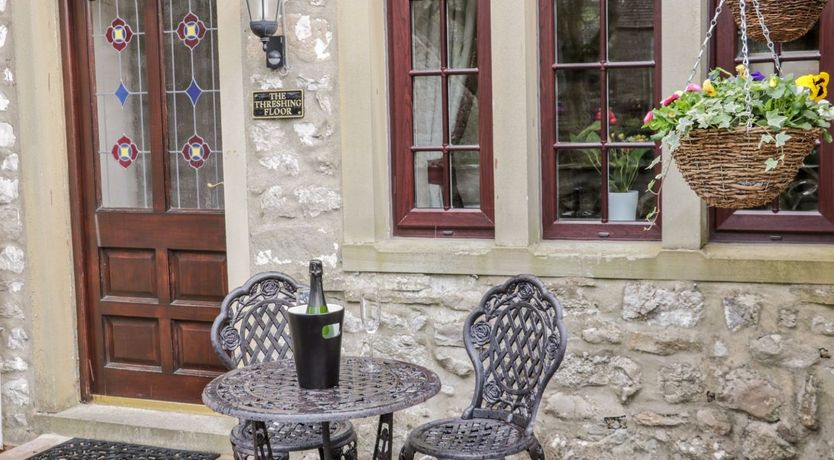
0,435,234,460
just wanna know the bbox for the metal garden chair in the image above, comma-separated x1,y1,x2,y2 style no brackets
400,274,568,460
211,272,357,460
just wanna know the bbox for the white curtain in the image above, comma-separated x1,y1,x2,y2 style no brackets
411,0,479,209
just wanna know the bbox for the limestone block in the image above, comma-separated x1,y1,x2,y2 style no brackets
1,378,29,406
791,285,834,306
633,411,687,427
778,308,798,329
723,293,762,331
432,346,472,377
673,434,734,460
0,122,13,148
1,152,16,170
658,362,705,404
259,154,300,176
0,205,21,238
580,321,623,345
0,91,8,111
294,184,341,217
288,14,332,62
810,315,834,336
695,408,732,436
741,422,797,460
622,282,704,328
6,326,27,350
0,245,23,273
0,302,22,319
626,330,701,356
0,176,17,204
431,310,468,348
749,334,820,369
555,353,642,403
717,367,783,421
259,185,298,218
544,391,622,421
0,356,26,372
797,373,818,431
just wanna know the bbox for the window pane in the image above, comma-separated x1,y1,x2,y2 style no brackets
414,151,444,209
93,0,152,209
556,69,601,142
412,0,441,70
608,68,654,139
451,151,480,208
782,22,819,51
607,0,654,62
557,149,602,219
780,147,820,212
163,0,224,210
608,148,655,221
447,0,478,68
555,0,600,63
448,74,479,145
413,76,443,145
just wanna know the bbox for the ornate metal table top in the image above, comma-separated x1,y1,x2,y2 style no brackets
203,357,441,423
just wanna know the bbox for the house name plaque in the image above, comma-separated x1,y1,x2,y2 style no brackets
253,90,304,119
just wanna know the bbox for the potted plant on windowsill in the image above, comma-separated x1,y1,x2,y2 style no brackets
572,116,653,221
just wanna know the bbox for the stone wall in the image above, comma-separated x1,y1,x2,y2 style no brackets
0,0,31,445
243,2,834,459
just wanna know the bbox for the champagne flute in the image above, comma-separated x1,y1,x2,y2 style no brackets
360,290,381,367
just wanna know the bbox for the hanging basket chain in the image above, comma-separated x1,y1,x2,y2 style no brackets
738,0,754,131
751,0,782,75
687,0,727,85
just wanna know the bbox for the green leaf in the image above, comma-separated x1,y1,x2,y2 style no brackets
758,133,774,148
766,111,787,130
764,157,779,172
823,130,834,143
775,131,792,148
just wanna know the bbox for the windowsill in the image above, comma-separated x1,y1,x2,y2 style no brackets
342,238,834,285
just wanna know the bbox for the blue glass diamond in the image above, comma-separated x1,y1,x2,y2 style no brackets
115,82,130,107
186,79,203,106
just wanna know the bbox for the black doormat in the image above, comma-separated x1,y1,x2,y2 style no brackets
27,438,220,460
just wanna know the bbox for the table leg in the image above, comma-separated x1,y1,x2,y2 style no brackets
252,421,274,460
373,412,394,460
321,421,334,460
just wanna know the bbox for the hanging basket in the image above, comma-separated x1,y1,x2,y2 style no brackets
728,0,829,43
674,127,821,208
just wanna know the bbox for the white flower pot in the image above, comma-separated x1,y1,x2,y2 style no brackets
608,191,639,221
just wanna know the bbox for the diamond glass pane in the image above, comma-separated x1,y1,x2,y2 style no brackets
163,0,224,210
93,0,152,209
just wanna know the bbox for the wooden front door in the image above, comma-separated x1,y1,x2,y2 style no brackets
63,0,228,403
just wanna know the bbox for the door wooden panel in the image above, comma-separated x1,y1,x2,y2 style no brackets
104,316,162,369
62,0,227,403
170,251,228,304
101,249,158,299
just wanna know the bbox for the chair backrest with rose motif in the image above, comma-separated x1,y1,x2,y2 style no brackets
462,274,568,434
210,272,307,369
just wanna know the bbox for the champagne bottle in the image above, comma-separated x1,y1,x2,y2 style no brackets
306,260,328,315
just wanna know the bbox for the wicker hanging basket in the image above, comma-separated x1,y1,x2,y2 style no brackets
728,0,829,43
674,127,821,208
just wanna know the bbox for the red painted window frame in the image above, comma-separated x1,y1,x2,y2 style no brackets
388,0,495,239
710,2,834,243
539,0,663,240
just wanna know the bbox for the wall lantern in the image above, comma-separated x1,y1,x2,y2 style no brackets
245,0,287,70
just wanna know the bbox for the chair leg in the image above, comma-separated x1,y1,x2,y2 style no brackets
528,437,545,460
399,442,415,460
318,447,326,460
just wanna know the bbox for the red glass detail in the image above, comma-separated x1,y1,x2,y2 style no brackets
181,134,211,169
176,12,207,50
105,17,134,52
111,135,139,169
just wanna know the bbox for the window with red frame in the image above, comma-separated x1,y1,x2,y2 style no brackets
711,2,834,243
540,0,661,240
388,0,494,238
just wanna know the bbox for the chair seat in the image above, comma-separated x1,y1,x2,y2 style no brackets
406,417,533,459
231,419,355,454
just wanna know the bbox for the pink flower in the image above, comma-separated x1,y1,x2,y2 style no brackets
661,91,682,107
686,83,702,92
643,111,654,125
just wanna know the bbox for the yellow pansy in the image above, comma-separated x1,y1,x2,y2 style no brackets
736,64,747,78
769,77,778,88
796,72,830,102
702,79,717,96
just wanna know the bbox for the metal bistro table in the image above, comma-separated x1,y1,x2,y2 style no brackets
202,356,441,460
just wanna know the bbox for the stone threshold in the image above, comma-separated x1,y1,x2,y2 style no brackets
32,403,237,456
